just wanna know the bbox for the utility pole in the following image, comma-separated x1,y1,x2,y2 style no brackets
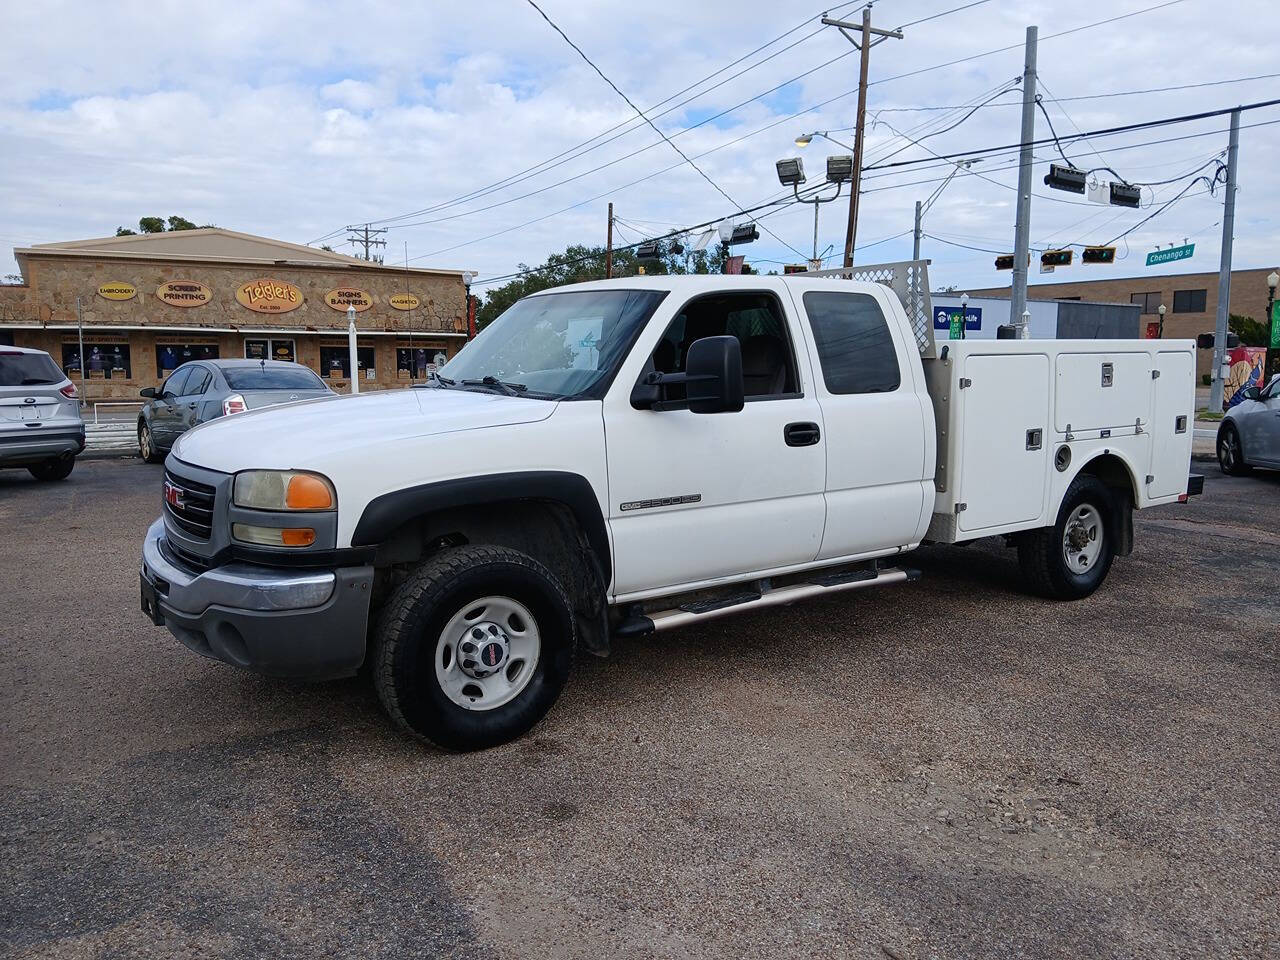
912,200,922,261
823,6,903,268
606,202,614,279
1208,108,1240,414
344,223,387,262
1010,25,1038,336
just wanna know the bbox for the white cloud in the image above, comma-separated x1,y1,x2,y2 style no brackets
0,0,1275,301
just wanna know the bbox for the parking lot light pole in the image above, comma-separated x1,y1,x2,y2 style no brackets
1266,271,1279,379
347,305,359,395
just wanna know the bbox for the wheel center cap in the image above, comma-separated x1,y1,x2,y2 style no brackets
459,622,509,678
1068,524,1090,550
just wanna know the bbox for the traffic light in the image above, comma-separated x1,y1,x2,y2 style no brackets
635,242,660,260
1081,246,1116,265
1041,249,1074,268
1109,182,1141,208
728,224,759,245
994,254,1015,271
1044,163,1087,194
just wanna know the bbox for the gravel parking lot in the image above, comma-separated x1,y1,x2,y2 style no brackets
1,458,1276,959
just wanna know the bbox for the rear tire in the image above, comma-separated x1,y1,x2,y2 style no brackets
373,544,576,751
28,457,75,482
138,422,163,464
1018,474,1117,600
1217,422,1250,476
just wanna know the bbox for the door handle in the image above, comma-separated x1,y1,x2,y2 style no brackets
784,421,821,446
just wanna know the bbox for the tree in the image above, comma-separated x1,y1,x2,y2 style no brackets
115,216,215,236
1229,313,1268,347
477,240,727,329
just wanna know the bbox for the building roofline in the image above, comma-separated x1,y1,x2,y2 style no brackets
14,227,475,278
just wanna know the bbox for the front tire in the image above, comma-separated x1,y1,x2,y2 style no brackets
138,422,163,464
1018,474,1117,600
373,544,576,751
1217,422,1250,476
28,457,75,482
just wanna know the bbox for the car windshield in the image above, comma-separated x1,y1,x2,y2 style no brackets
439,289,667,399
0,351,63,386
223,365,327,390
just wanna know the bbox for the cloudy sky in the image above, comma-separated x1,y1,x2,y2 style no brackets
2,0,1276,298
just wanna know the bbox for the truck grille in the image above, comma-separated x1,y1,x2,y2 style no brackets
163,469,217,540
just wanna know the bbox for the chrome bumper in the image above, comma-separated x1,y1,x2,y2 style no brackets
141,518,334,614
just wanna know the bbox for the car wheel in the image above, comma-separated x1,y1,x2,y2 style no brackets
1216,422,1250,476
28,457,75,482
138,422,163,464
373,544,576,751
1017,473,1117,600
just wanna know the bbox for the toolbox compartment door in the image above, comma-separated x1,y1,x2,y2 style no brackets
957,353,1050,533
1054,351,1152,432
1148,349,1196,499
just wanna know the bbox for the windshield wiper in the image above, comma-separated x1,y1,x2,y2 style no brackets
461,376,528,396
434,374,456,386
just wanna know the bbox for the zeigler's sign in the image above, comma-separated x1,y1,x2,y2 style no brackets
324,287,373,312
237,278,304,314
388,293,420,311
156,280,212,307
97,281,137,301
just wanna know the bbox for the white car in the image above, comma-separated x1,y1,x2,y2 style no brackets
1217,373,1280,474
139,270,1202,750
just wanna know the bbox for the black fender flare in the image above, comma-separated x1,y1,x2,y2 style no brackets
350,470,612,584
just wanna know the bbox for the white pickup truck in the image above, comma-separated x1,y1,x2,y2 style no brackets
139,265,1202,750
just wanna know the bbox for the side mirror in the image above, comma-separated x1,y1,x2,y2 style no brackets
1243,386,1262,402
139,386,156,398
685,335,744,413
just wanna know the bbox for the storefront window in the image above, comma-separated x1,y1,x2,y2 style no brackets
156,342,219,376
63,342,130,379
245,338,296,362
396,347,449,380
320,345,376,380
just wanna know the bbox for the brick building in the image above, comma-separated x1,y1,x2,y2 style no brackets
964,266,1278,377
0,229,472,400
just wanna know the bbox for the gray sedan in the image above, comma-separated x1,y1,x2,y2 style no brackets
137,359,333,463
1217,373,1280,474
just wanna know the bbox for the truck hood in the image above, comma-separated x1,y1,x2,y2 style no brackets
172,386,557,473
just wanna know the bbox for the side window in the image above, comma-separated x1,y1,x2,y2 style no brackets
802,291,901,395
649,292,798,399
161,367,192,397
185,367,212,395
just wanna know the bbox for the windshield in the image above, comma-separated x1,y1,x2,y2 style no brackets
439,289,667,399
0,351,63,386
223,365,327,390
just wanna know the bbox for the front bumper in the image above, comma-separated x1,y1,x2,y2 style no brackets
0,424,85,466
140,518,373,679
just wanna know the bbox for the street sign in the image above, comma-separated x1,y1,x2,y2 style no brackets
934,307,982,338
1146,243,1194,267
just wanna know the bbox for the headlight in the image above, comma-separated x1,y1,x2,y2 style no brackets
233,470,335,511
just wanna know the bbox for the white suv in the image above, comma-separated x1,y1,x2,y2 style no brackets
0,346,85,480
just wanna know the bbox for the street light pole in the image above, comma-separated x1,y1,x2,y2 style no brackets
347,304,359,395
1266,270,1279,379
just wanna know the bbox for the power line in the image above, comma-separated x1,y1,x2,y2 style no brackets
524,0,808,259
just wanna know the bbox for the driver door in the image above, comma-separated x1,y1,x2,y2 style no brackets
1244,376,1280,464
603,285,826,600
151,367,191,448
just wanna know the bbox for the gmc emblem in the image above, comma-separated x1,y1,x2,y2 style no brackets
163,480,184,510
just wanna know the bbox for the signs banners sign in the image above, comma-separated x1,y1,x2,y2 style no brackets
1145,243,1194,267
324,287,373,312
389,293,420,311
156,280,212,307
236,278,304,314
97,281,137,301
